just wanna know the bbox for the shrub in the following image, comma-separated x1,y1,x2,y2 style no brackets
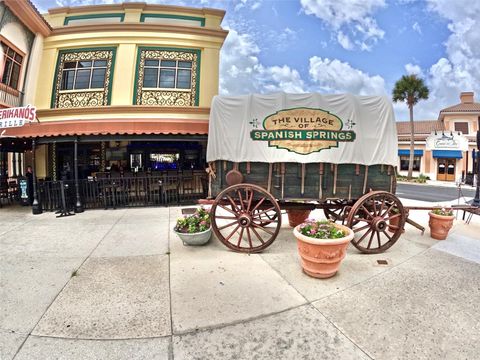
175,207,211,233
432,207,453,216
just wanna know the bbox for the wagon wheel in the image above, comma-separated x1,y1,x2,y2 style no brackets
211,183,282,253
346,191,405,254
323,200,351,224
253,209,278,227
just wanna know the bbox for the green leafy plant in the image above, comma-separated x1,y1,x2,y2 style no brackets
298,219,346,239
175,207,211,234
432,207,453,216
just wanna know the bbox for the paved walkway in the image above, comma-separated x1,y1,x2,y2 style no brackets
1,201,479,359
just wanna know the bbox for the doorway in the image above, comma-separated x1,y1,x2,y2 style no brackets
436,159,456,181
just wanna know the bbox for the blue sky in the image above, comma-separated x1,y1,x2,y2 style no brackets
34,0,480,121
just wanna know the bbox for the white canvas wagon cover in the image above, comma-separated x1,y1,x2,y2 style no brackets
206,92,398,166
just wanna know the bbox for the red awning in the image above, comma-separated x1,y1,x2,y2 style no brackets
2,119,209,138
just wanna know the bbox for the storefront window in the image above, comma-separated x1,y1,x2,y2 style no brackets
150,153,179,170
400,156,421,171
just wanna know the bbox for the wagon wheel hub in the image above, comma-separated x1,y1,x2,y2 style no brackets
238,213,252,228
372,216,387,231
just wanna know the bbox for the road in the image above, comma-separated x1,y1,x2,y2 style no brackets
396,182,476,202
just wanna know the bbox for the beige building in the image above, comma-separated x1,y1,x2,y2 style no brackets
397,92,479,182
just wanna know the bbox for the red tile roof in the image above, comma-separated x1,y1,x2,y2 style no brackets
440,102,480,113
396,120,443,135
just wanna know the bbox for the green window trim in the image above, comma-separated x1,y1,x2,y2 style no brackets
50,47,117,109
64,13,125,25
133,46,201,106
140,14,205,27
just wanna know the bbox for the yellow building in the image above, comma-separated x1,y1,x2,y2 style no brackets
6,2,227,182
397,92,479,182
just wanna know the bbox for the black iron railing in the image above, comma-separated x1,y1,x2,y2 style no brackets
38,174,207,212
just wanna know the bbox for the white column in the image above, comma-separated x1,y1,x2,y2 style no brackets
22,34,44,106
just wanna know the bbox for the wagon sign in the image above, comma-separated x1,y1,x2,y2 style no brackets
250,107,356,155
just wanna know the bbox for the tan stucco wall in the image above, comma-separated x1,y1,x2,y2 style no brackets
443,114,479,135
34,29,225,110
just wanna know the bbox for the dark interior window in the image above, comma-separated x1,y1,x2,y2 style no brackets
1,42,23,90
400,156,421,171
60,59,107,90
454,122,469,134
143,59,192,89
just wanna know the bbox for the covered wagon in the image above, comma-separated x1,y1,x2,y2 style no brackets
205,92,406,254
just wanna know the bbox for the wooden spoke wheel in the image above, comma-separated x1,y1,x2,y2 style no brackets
253,208,279,227
211,183,282,253
346,191,405,254
323,200,352,224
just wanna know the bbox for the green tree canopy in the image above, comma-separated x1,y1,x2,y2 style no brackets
392,74,429,108
392,74,429,180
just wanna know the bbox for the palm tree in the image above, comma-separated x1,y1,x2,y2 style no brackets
392,75,429,180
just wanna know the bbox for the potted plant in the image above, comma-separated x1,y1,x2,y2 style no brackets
428,207,454,240
286,202,311,227
174,207,212,246
388,207,404,233
293,219,354,279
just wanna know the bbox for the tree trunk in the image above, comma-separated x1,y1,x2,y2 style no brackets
408,104,414,180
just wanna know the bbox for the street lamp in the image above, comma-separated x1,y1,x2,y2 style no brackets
473,130,480,206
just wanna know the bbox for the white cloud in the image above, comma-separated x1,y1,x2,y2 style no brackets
300,0,386,51
309,57,386,95
412,22,422,35
405,63,423,77
399,0,480,120
219,28,305,95
337,31,354,50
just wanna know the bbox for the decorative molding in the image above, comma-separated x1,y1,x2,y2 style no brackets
64,13,125,25
51,47,116,109
48,3,225,20
133,47,200,107
3,0,51,37
51,23,228,40
0,4,35,50
140,13,205,27
36,105,210,118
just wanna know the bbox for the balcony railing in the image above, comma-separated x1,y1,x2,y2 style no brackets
0,83,24,108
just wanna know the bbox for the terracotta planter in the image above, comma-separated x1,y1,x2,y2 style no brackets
388,212,404,233
175,228,212,246
428,212,454,240
293,223,354,279
287,209,311,227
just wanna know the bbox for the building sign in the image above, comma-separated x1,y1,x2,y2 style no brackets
0,105,36,129
250,107,356,155
426,132,468,151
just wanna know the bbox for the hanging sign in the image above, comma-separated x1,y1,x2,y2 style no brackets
426,132,468,151
0,105,36,129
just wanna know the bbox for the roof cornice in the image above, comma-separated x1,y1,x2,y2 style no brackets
4,0,51,37
50,23,229,40
48,2,225,20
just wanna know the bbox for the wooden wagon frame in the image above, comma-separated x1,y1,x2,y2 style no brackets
203,93,476,254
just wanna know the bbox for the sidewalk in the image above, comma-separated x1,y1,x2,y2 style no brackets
1,203,479,359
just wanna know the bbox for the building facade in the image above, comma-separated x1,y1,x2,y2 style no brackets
397,92,480,182
3,2,227,181
0,0,50,181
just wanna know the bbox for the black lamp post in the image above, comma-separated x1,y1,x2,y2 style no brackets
73,138,84,213
31,138,43,215
473,130,480,206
